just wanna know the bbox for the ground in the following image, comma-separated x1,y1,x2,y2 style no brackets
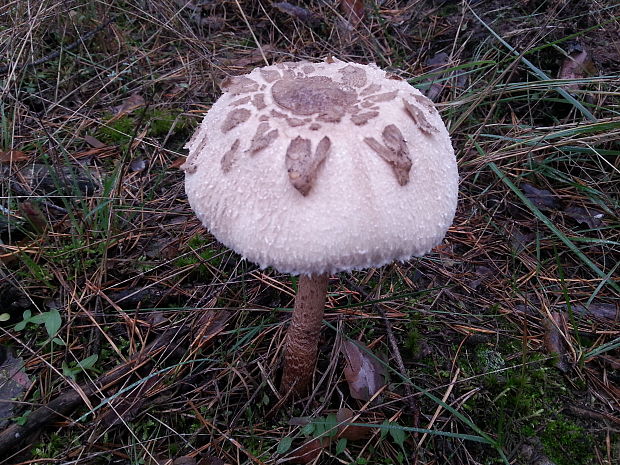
0,1,618,464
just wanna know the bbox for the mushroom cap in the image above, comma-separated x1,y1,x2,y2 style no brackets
183,58,458,275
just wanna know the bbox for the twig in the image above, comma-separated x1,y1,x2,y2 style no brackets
0,17,116,75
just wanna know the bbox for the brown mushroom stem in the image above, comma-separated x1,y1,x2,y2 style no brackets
280,273,329,395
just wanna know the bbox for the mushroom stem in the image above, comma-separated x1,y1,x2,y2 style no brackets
280,273,329,395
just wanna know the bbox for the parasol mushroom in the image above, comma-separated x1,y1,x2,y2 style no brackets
182,58,458,396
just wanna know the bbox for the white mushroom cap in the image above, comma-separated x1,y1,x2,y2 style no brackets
183,58,458,276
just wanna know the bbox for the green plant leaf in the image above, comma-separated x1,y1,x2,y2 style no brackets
14,310,31,331
301,423,315,436
380,420,389,439
62,362,75,380
336,438,347,455
77,354,98,370
277,436,293,455
44,309,61,338
313,417,326,437
325,413,338,437
389,424,407,447
62,354,99,380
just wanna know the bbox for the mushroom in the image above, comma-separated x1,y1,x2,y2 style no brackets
183,58,458,395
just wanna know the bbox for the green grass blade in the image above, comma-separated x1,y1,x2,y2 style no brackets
468,5,597,122
488,162,619,294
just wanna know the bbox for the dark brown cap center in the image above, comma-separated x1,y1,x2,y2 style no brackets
271,76,357,117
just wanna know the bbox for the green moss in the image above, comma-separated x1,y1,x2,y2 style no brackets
540,418,594,465
477,347,506,372
94,108,191,151
96,114,134,144
148,109,189,137
174,234,222,279
32,432,64,458
404,315,424,358
459,341,589,454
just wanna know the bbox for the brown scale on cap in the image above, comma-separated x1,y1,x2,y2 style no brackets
252,93,266,110
286,136,331,196
210,62,441,195
339,64,368,88
403,98,438,135
364,124,412,186
231,96,251,106
363,91,398,103
351,111,380,126
271,76,357,117
260,69,280,83
411,93,438,113
359,83,382,97
286,117,307,127
221,108,251,133
248,123,278,153
221,76,259,94
220,139,240,173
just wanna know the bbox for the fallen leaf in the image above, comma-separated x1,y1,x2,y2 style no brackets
521,183,559,210
564,206,604,229
172,457,196,465
0,347,31,428
519,439,557,465
198,457,225,465
288,416,312,426
542,312,570,372
423,52,450,102
18,201,47,233
286,438,329,464
558,44,595,92
193,15,225,31
144,237,180,261
220,45,277,67
336,408,371,440
339,0,365,27
84,134,106,148
72,146,118,159
273,2,321,26
0,150,29,163
112,92,145,116
107,286,167,308
341,340,387,401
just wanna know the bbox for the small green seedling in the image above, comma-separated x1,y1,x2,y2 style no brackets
276,436,293,454
62,354,99,380
14,309,65,345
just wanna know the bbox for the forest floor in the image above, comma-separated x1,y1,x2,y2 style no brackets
0,1,619,464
